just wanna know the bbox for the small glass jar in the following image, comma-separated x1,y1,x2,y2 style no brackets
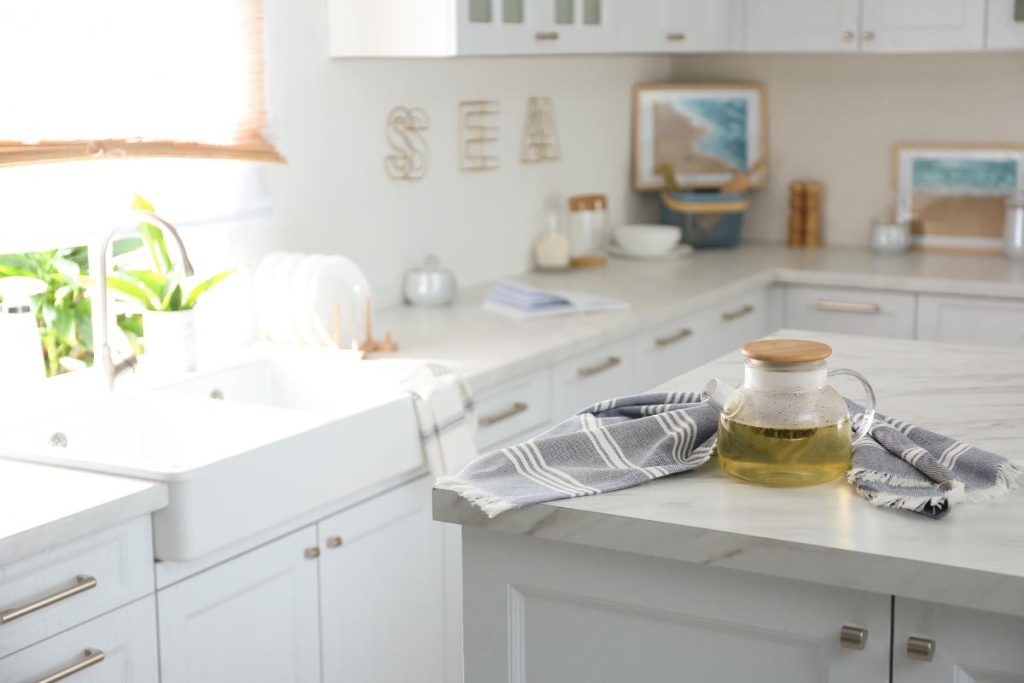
567,194,608,266
1004,194,1024,261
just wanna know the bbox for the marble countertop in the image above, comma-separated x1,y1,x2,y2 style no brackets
0,459,167,565
378,245,1024,392
435,330,1024,618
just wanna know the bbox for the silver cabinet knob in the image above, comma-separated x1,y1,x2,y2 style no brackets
907,636,936,661
325,535,343,549
862,30,876,41
304,546,321,559
841,30,855,42
839,625,868,650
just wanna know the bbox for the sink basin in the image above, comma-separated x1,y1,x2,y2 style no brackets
0,353,423,561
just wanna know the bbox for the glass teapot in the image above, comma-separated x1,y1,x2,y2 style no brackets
702,339,876,487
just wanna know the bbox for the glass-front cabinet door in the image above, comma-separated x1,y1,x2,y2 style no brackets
618,0,733,53
458,0,613,54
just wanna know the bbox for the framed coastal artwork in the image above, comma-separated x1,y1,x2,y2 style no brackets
894,144,1024,253
633,83,767,191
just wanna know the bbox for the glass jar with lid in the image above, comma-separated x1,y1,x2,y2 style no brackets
567,194,608,267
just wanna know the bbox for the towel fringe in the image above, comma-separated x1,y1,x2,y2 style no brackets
435,476,516,518
850,460,1024,511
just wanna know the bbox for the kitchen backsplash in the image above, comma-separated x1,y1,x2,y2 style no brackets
672,52,1024,247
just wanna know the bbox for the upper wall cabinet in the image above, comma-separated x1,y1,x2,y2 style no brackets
860,0,985,52
618,1,735,53
744,0,862,52
987,0,1024,48
329,0,1022,56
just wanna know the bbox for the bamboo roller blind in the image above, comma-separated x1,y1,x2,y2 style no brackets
0,0,283,166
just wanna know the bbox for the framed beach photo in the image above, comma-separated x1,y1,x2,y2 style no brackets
633,83,767,192
893,144,1024,253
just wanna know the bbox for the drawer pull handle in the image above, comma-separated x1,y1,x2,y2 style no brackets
655,328,694,347
578,356,622,378
814,300,881,314
721,304,754,322
839,625,868,650
907,636,936,661
534,31,559,40
0,575,97,625
479,402,529,427
36,648,105,683
666,32,686,41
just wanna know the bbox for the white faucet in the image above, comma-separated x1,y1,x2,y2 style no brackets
90,210,195,390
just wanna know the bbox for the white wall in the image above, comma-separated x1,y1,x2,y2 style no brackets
262,0,669,305
672,52,1024,247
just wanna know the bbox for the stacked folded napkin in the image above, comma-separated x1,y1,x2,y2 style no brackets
438,392,1024,519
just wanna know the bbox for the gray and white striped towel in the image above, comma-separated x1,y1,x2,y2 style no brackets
437,392,1024,519
406,364,478,477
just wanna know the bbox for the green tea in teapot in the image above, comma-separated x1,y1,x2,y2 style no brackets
717,416,852,487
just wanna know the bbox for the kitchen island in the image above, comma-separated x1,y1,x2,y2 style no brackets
434,330,1024,682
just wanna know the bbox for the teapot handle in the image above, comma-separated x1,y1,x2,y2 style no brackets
827,368,876,442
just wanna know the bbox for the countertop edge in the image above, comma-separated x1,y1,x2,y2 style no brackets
433,486,1024,619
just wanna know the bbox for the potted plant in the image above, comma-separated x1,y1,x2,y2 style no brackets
107,196,233,375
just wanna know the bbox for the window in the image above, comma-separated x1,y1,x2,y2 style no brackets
0,0,282,166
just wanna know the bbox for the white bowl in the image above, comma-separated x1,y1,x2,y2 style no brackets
613,224,680,257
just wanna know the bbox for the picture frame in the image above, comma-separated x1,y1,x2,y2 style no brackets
892,143,1024,253
632,83,768,192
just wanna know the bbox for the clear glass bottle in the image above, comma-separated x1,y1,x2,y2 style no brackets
703,339,876,487
1004,193,1024,260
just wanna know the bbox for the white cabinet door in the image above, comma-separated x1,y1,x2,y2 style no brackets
527,0,615,53
893,597,1024,681
475,369,552,452
861,0,985,51
462,528,891,682
0,597,158,683
619,0,732,53
319,476,449,683
987,0,1024,49
917,294,1024,348
785,285,917,339
157,527,321,683
744,0,861,52
458,0,537,54
551,339,635,420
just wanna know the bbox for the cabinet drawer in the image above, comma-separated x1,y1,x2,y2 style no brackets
475,370,551,451
633,315,709,391
0,517,153,659
917,294,1024,348
551,340,635,420
785,286,916,339
0,596,158,683
704,290,771,355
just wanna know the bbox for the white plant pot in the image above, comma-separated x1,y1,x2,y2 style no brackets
143,309,197,376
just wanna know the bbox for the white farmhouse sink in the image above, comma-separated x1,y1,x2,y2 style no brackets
0,355,423,562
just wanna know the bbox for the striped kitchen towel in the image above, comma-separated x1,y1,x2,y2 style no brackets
437,392,1024,518
406,364,478,477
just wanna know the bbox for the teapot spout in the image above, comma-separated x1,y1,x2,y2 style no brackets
702,378,743,417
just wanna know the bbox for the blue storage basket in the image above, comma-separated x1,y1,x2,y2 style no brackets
659,192,750,249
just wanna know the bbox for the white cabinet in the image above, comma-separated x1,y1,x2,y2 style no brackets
551,339,635,419
893,598,1024,681
0,597,158,683
633,316,709,390
475,369,552,452
861,0,985,51
462,527,891,682
744,0,861,52
157,527,321,683
0,517,154,659
618,0,733,53
528,0,615,54
786,285,917,339
988,0,1024,49
917,294,1024,348
318,476,448,683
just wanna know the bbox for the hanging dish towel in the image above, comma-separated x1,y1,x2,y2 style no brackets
437,392,1024,519
406,363,478,477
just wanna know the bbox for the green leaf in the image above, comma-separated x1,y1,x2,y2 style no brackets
131,194,155,212
0,254,41,278
122,269,169,299
107,273,160,310
138,221,172,275
51,257,81,284
159,283,183,311
112,236,144,257
184,269,235,309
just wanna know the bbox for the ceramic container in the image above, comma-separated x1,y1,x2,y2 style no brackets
144,309,197,375
613,224,680,257
403,255,456,306
870,219,912,253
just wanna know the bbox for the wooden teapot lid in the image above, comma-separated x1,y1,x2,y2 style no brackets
742,339,832,363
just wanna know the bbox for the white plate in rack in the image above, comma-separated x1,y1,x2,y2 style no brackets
289,254,327,345
307,255,372,348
